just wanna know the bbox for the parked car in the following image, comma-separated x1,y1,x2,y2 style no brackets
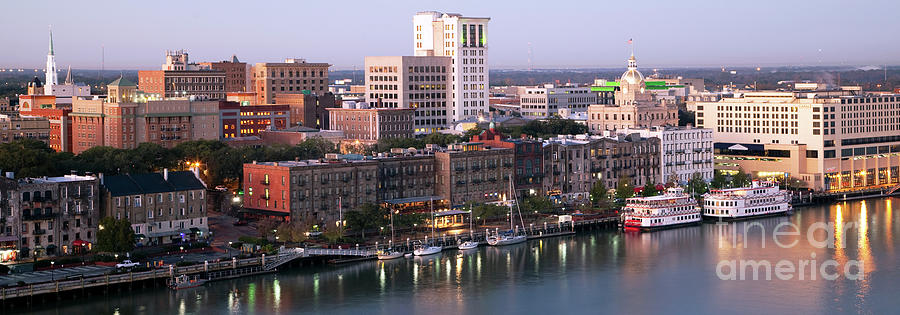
233,220,248,226
116,260,140,269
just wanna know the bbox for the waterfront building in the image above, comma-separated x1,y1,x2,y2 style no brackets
0,175,19,263
470,124,544,196
199,55,249,93
251,59,331,105
0,114,50,144
519,84,597,119
364,56,452,133
587,54,678,133
16,174,100,259
326,102,415,141
433,142,514,206
694,84,900,192
414,11,490,122
102,170,208,246
373,150,437,202
242,156,379,227
138,50,226,100
218,101,289,139
610,126,714,185
543,134,660,203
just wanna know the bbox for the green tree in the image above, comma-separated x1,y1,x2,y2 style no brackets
590,180,609,208
344,203,388,239
396,212,427,229
96,217,135,254
472,203,506,225
641,178,659,197
710,170,728,189
732,168,751,188
687,172,709,196
615,175,634,200
521,195,554,215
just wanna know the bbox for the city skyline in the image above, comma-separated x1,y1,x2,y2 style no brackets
2,0,899,70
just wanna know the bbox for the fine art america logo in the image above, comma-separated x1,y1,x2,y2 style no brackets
715,221,864,281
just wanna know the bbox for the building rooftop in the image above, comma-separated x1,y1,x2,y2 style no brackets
108,76,135,87
104,171,205,197
19,174,97,184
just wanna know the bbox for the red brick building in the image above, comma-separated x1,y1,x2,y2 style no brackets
326,106,414,141
471,126,544,196
218,101,289,139
275,92,337,129
200,55,248,93
18,95,73,152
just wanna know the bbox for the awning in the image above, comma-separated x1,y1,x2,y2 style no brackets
148,230,190,238
72,239,88,246
434,210,469,217
189,227,201,234
134,234,146,239
382,195,445,205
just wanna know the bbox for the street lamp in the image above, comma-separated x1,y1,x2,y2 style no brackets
51,261,55,281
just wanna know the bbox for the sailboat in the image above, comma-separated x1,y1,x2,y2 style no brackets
487,174,527,246
378,208,403,260
414,197,442,256
458,204,479,250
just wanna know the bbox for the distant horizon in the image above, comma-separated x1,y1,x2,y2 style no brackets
2,0,898,70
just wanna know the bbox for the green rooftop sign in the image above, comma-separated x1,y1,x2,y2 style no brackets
591,86,616,92
645,81,666,86
604,81,620,87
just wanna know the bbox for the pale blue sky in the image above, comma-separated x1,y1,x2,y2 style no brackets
2,0,897,70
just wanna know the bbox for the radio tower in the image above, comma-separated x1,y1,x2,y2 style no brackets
527,42,534,71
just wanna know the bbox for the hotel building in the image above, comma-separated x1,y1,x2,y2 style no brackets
364,56,452,133
520,84,597,119
694,84,900,192
252,59,331,105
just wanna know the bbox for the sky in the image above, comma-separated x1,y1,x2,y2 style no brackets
2,0,898,70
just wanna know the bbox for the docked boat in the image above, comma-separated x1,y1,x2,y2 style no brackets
167,275,207,290
377,249,404,260
702,180,792,221
487,231,527,246
458,240,479,250
413,245,442,256
487,175,528,246
621,187,701,231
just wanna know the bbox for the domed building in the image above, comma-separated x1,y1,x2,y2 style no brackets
587,53,678,133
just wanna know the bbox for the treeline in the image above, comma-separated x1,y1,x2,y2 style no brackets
0,138,336,187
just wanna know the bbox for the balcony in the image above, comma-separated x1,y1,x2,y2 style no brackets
472,165,481,171
455,180,466,186
503,163,513,167
454,167,465,172
320,179,329,184
487,165,497,169
341,177,350,183
298,196,306,201
24,212,58,221
694,148,703,153
32,229,47,235
298,181,306,186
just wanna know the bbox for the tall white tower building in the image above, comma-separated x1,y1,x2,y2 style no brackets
45,27,58,96
413,11,489,122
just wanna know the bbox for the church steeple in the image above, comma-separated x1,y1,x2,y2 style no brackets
45,26,58,95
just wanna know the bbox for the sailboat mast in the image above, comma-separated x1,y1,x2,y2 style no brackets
390,208,395,245
508,175,514,230
430,197,435,239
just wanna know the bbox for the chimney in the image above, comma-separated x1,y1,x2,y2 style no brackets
163,168,169,181
99,173,104,185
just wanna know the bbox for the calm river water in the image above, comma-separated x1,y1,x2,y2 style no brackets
27,198,900,314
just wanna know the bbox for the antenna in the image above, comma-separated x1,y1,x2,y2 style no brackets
99,45,105,82
527,42,533,71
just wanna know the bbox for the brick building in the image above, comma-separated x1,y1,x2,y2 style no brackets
16,174,100,258
18,94,73,152
275,92,338,129
138,50,226,100
252,59,331,105
0,114,50,144
471,125,544,197
102,170,209,245
219,101,289,139
242,156,379,227
326,104,414,141
434,143,515,206
199,55,248,93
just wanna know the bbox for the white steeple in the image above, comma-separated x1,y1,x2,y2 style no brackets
45,26,58,95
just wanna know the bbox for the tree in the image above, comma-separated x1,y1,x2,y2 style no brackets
615,174,634,200
783,177,808,191
396,212,427,230
590,180,609,208
344,203,387,239
687,172,708,197
462,126,484,140
732,168,751,188
257,218,279,239
710,170,728,189
96,217,135,254
641,178,659,197
522,195,554,215
472,203,506,225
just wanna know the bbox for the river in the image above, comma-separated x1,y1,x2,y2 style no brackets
26,198,899,314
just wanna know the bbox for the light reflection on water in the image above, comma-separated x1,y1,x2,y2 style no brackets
22,198,900,315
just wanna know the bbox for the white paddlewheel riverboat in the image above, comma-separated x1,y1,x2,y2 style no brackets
622,187,701,231
702,180,792,221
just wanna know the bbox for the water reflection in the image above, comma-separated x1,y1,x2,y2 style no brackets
22,198,900,315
